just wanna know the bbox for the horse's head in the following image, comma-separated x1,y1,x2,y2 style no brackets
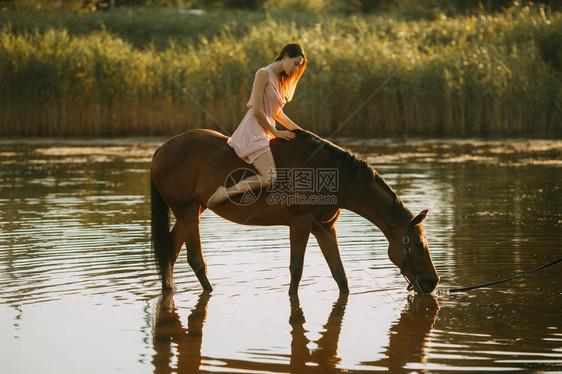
388,210,439,294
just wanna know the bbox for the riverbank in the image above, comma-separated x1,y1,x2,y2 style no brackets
1,4,560,137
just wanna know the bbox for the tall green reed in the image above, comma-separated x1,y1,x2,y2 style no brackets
0,4,560,137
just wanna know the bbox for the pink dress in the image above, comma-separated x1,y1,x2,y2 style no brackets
227,66,287,164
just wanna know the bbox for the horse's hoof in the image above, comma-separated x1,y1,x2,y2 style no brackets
203,286,214,293
162,285,177,293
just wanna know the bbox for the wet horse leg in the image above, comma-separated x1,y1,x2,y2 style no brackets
176,202,213,292
162,222,185,290
311,223,349,294
289,217,313,295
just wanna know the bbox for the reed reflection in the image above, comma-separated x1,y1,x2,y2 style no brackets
289,293,348,373
364,294,439,371
152,291,211,374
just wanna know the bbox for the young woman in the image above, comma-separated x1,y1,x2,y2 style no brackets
206,43,307,209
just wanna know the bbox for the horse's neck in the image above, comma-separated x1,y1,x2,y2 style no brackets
282,134,409,239
339,174,409,241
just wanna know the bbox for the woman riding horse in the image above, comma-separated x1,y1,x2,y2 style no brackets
150,44,439,295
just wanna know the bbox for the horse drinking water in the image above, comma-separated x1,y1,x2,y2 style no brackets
150,129,439,294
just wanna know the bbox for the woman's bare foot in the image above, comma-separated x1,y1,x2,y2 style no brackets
207,186,228,209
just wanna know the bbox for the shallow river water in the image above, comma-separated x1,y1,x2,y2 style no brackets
0,137,560,373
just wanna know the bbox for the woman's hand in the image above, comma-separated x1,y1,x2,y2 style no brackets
275,130,297,140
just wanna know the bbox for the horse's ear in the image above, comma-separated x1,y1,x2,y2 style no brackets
411,209,428,227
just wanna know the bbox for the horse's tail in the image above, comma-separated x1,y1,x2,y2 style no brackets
150,150,171,283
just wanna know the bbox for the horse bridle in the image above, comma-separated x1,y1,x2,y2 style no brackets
400,219,439,293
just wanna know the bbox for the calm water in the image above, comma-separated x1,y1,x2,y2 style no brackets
0,137,560,373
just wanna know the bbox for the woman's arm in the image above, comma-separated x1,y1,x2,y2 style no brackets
274,109,303,131
252,70,278,134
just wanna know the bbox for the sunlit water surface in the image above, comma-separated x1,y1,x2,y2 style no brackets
0,138,560,373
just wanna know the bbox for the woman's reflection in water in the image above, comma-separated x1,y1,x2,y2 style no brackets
363,294,439,371
152,291,211,374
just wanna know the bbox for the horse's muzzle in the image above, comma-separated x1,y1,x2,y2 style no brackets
408,276,440,294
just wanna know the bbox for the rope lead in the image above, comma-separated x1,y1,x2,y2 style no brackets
448,257,562,293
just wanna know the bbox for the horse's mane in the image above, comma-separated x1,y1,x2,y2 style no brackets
292,129,411,220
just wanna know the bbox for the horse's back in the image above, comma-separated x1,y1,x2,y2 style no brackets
157,129,228,159
151,129,254,206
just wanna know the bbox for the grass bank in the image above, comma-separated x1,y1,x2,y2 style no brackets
1,4,560,137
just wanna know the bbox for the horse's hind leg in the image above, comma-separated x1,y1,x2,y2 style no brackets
162,221,185,290
175,202,213,292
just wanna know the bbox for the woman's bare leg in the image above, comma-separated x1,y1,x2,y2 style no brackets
207,150,277,208
225,151,277,195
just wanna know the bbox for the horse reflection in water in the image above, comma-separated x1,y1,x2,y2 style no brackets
151,293,438,373
289,294,348,372
152,292,210,373
364,295,440,371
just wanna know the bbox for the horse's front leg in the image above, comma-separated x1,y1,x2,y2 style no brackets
311,223,349,294
288,217,313,295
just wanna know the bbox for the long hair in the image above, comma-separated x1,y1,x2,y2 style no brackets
273,43,307,102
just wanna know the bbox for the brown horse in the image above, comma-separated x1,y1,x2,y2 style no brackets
150,129,439,294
